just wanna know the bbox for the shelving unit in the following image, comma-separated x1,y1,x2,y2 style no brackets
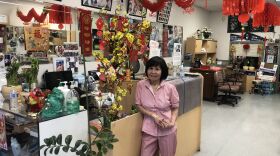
185,37,217,64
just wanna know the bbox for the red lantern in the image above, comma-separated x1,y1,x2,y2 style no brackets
253,3,280,29
138,0,168,13
243,44,250,50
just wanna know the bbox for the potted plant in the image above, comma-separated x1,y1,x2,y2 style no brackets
21,58,39,90
1,60,22,100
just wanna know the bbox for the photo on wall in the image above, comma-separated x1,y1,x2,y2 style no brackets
53,57,66,72
173,26,183,44
81,0,112,11
156,1,172,24
162,25,174,57
127,0,147,17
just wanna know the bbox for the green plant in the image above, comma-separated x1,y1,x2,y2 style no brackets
22,58,39,84
6,61,20,86
40,126,118,156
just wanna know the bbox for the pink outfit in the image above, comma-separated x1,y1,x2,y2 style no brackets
135,79,179,156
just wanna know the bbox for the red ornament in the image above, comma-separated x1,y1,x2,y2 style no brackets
97,31,103,37
96,17,104,30
129,50,139,62
253,3,280,28
238,14,250,24
183,6,195,14
17,8,48,23
243,44,250,50
58,23,64,30
138,0,168,13
99,40,105,50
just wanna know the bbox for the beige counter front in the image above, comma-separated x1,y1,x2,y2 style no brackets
105,75,203,156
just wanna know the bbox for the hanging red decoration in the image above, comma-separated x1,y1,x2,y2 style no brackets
222,0,265,24
253,3,280,30
17,8,48,23
49,4,72,29
79,9,92,56
175,0,195,9
238,14,250,24
138,0,168,13
205,0,208,10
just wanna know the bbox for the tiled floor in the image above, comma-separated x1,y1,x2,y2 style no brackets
194,93,280,156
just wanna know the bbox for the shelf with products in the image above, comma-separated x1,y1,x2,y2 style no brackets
185,37,217,65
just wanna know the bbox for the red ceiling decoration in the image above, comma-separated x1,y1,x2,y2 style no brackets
49,4,72,29
17,8,48,24
138,0,196,13
222,0,265,24
253,3,280,30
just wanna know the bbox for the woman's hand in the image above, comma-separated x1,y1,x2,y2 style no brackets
152,114,173,128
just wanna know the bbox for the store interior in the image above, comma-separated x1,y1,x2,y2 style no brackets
0,0,279,155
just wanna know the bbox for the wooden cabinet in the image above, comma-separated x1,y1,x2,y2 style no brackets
190,68,218,101
185,37,217,64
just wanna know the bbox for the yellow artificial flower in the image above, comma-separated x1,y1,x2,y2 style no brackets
142,19,151,29
99,68,105,73
116,32,124,40
116,96,122,102
126,33,134,44
111,103,117,110
117,105,123,111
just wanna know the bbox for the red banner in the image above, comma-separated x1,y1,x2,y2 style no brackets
79,9,92,56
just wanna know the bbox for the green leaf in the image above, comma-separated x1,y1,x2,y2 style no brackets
56,134,62,145
76,150,82,155
107,143,113,149
91,126,99,133
51,136,57,145
74,140,82,149
50,147,54,154
111,138,119,142
97,151,102,156
62,146,69,152
65,135,73,145
54,146,60,154
70,147,76,152
80,144,88,153
96,142,102,151
44,148,49,156
102,147,108,154
44,138,52,146
39,145,46,150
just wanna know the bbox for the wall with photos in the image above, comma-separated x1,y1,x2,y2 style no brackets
209,11,280,60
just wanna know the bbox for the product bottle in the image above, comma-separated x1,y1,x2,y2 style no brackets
65,86,80,114
11,137,21,156
9,90,19,113
179,62,184,78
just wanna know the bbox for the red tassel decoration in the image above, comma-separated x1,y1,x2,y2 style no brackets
253,3,280,28
175,0,195,9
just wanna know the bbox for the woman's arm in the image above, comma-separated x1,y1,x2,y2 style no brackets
169,107,178,127
137,105,166,128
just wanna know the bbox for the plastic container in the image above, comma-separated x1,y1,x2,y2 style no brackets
11,137,21,156
65,87,80,114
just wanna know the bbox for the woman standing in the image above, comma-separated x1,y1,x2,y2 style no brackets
135,56,179,156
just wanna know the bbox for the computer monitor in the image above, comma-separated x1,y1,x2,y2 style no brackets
44,71,73,90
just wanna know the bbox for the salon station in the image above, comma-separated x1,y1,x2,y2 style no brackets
0,0,279,156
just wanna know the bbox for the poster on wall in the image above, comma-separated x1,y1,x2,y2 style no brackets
173,26,183,44
5,26,25,53
127,0,147,17
162,25,173,57
81,0,112,11
157,1,172,24
53,57,66,72
24,27,49,52
227,16,274,33
173,43,182,66
0,111,7,151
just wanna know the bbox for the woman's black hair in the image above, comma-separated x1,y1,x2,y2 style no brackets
145,56,168,81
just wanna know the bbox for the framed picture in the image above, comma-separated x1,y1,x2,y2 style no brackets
157,1,172,24
81,0,112,11
53,57,66,72
127,0,147,17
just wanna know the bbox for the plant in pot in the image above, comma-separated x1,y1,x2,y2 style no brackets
1,60,22,100
21,58,39,90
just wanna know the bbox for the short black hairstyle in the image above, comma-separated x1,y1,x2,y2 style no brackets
145,56,168,81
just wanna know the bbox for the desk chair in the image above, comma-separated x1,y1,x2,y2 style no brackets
215,70,242,107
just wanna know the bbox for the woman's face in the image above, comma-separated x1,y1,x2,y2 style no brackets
147,66,162,82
